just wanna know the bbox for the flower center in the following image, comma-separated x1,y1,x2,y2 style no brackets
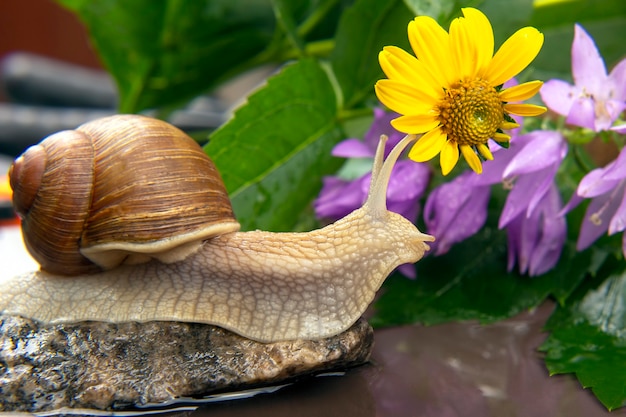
437,79,504,146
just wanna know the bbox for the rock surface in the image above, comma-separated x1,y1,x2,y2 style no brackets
0,314,373,413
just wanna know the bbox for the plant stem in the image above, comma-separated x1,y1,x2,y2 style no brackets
297,0,341,38
337,107,375,122
572,144,593,174
304,39,335,57
272,39,335,62
120,63,153,113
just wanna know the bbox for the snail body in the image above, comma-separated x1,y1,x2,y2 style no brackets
0,115,433,342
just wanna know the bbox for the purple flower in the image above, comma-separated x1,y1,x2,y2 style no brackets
540,24,626,132
315,176,366,220
496,131,568,275
506,183,566,276
498,131,568,228
424,172,491,255
315,108,431,277
562,146,626,256
424,130,568,276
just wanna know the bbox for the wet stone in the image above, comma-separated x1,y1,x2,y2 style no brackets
0,314,373,413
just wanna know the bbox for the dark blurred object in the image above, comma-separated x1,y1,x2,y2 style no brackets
1,52,117,108
0,53,227,157
0,198,14,222
1,155,14,221
0,104,115,156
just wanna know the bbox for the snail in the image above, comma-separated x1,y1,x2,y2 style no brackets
0,114,433,343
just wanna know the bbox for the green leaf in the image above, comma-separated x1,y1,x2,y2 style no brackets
541,259,626,411
205,58,343,232
330,0,414,109
529,0,626,79
57,0,275,113
403,0,465,21
371,193,593,327
480,0,535,45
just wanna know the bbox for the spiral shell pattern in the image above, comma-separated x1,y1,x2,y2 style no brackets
9,115,240,275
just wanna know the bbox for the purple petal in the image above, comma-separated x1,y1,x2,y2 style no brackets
441,185,490,250
540,79,578,117
500,175,538,228
388,198,420,224
609,181,626,234
503,78,519,89
505,183,566,276
596,99,626,131
503,131,566,177
364,108,404,154
472,134,535,186
611,123,626,134
528,185,566,276
576,190,623,250
424,183,460,244
332,139,374,158
572,24,608,93
578,166,621,197
506,217,521,272
314,176,366,220
609,58,626,101
471,155,510,186
424,173,472,234
601,147,626,181
397,263,416,279
527,165,559,216
560,192,585,216
424,172,490,255
565,97,597,130
517,209,538,275
386,162,427,221
499,132,566,227
386,160,430,201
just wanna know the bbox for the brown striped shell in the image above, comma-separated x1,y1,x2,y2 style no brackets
8,114,240,275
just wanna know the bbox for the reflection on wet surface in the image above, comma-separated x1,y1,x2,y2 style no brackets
185,302,624,417
190,373,375,417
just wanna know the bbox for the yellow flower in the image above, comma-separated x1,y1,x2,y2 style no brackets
375,7,546,175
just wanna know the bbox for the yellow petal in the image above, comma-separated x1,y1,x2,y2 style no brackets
477,143,494,160
493,132,511,143
391,114,441,134
408,17,456,88
460,145,483,174
462,8,494,78
500,121,520,130
408,126,447,162
440,139,459,175
504,103,547,116
449,8,494,81
449,16,474,81
375,80,438,116
499,80,543,102
484,27,544,87
379,47,444,99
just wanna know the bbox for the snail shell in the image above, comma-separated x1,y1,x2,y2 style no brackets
9,115,240,275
